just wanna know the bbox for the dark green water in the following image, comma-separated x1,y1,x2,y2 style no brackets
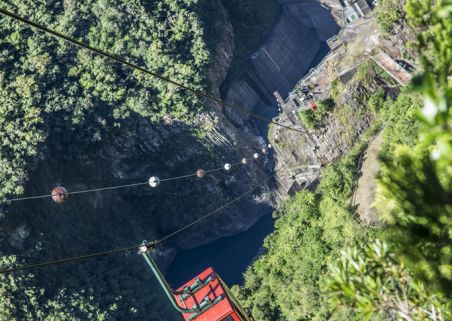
166,212,274,287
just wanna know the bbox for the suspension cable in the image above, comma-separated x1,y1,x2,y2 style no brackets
0,245,139,274
0,7,307,134
0,169,278,274
3,160,244,202
155,169,278,245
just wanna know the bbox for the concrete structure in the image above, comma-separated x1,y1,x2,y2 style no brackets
223,0,339,126
274,91,313,115
343,0,372,23
372,51,412,86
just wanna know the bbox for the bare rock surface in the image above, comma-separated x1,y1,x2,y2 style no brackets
354,130,384,226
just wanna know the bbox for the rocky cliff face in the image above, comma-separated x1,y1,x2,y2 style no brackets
271,102,373,198
0,1,352,319
270,59,399,200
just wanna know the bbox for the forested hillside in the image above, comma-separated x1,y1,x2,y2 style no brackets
0,0,266,320
235,1,451,320
0,0,211,201
0,1,216,319
0,0,284,320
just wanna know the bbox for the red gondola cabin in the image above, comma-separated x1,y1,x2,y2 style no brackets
174,267,250,321
140,242,253,321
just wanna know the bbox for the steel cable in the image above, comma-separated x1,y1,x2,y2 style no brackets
0,7,307,134
0,168,279,274
3,161,246,202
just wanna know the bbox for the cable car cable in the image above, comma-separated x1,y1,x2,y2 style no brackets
0,7,307,134
3,161,243,202
4,181,150,202
155,169,279,245
0,245,139,274
159,161,241,183
0,169,279,274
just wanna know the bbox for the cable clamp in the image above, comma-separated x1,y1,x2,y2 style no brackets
138,240,157,254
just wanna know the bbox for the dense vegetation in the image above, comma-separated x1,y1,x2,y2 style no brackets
297,98,335,128
0,0,286,319
237,1,451,320
0,1,227,320
376,0,405,33
0,0,212,201
374,0,452,297
234,121,382,320
0,256,110,321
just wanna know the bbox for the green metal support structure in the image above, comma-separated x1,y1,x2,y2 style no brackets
139,241,252,321
139,242,199,314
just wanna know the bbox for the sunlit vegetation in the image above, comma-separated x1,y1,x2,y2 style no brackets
374,0,452,298
238,1,451,320
327,240,447,321
297,98,335,128
376,0,405,34
233,127,380,320
0,0,212,201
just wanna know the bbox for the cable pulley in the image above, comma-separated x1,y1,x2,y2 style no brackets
51,186,68,203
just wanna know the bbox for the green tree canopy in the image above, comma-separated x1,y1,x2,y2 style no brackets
0,256,110,321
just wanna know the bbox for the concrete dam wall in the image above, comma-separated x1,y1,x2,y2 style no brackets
224,0,339,126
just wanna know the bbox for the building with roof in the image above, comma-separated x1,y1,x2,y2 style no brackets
343,0,373,23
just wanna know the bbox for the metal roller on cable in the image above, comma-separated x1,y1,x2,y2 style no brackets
149,176,160,188
196,169,205,178
5,149,267,203
51,186,68,203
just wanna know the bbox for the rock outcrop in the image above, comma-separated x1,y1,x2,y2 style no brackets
271,102,373,198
